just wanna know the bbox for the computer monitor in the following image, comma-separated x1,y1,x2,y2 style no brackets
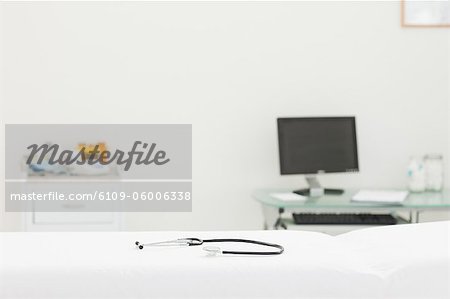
277,117,358,196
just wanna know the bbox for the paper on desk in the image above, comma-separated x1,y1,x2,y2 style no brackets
352,190,409,204
270,192,307,201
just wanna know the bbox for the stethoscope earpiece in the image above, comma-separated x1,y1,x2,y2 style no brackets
135,241,144,250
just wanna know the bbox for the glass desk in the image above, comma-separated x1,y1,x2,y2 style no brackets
253,189,450,230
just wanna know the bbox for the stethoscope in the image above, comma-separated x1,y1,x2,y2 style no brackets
135,238,284,256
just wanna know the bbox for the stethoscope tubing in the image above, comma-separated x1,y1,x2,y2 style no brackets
201,238,284,255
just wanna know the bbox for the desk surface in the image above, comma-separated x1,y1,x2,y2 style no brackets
253,189,450,209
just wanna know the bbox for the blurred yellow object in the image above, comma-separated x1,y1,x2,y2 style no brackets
77,142,108,162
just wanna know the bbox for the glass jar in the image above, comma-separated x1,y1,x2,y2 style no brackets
407,157,426,192
424,154,444,192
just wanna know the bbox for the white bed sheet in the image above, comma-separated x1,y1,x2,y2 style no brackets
0,221,449,299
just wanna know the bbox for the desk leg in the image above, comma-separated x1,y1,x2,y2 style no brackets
274,208,287,230
262,205,287,230
409,210,421,223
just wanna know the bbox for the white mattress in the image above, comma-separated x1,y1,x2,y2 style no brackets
0,221,449,299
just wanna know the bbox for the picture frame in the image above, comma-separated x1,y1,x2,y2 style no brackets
401,0,450,27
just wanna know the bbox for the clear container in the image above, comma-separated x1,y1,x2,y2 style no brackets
407,156,425,192
424,154,444,192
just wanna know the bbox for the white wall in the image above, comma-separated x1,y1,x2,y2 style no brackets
1,2,449,231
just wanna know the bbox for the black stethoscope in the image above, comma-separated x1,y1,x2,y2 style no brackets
135,238,284,256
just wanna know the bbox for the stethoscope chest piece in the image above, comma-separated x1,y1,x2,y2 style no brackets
203,246,222,256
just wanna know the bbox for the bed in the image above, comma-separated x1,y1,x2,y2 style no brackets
1,221,449,298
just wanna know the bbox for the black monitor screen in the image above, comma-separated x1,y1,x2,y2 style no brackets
277,117,358,174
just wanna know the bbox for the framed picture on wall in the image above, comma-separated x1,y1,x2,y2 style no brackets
402,0,450,27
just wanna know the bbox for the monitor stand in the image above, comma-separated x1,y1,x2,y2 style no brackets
293,176,344,197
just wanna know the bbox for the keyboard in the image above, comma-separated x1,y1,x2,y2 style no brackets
292,213,398,225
